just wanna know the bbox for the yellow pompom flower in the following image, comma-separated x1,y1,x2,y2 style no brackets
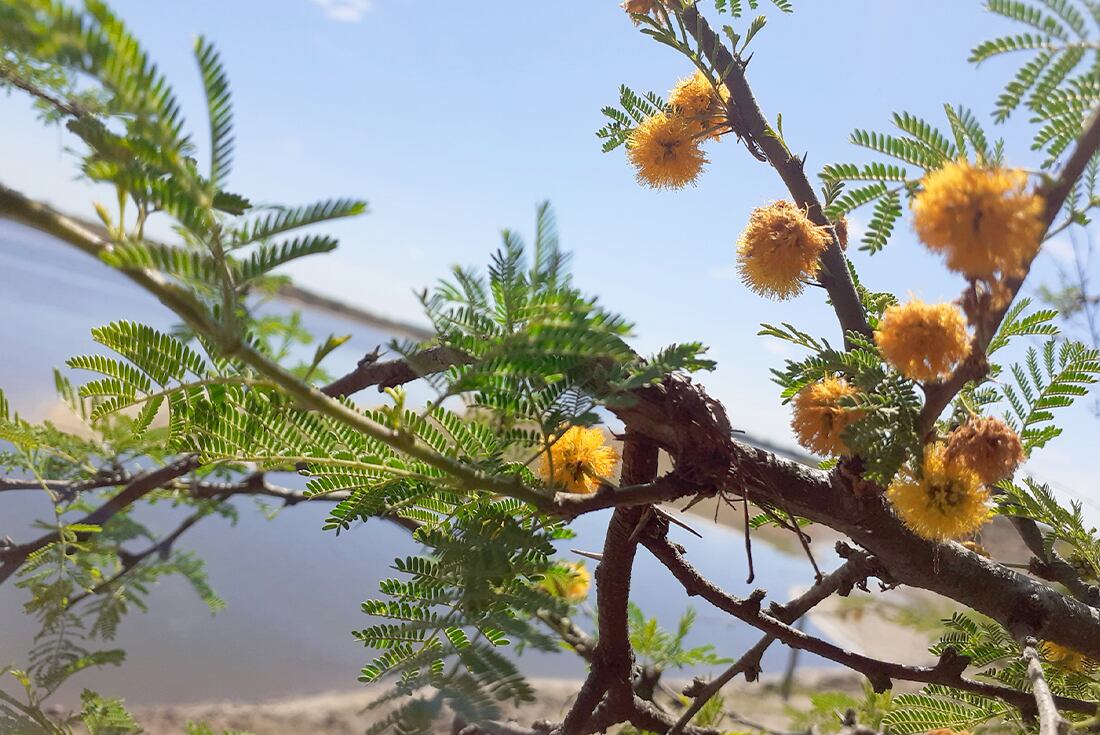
541,562,591,603
887,445,991,541
539,426,619,494
1042,641,1091,673
737,201,831,299
912,160,1045,280
790,377,864,456
944,415,1025,484
626,112,707,189
668,70,729,139
875,299,971,382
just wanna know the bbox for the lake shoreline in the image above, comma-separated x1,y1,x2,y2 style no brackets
129,670,868,734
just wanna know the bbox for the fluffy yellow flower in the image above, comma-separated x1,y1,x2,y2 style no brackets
737,201,831,299
790,377,864,456
888,445,991,541
1042,641,1091,673
944,416,1024,484
875,299,971,382
668,70,729,139
626,113,707,189
540,426,619,494
912,160,1045,280
541,561,591,603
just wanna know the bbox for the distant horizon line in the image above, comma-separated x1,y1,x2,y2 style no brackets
0,182,814,467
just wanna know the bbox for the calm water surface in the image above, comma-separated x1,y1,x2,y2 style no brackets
0,220,829,705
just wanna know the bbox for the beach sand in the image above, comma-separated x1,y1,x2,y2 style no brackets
132,670,868,734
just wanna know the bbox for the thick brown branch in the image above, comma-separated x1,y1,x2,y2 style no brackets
558,435,658,735
605,372,1100,665
643,532,1096,716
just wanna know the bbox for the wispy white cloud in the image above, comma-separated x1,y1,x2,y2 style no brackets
311,0,373,22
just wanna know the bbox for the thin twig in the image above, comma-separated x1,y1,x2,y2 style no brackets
1020,637,1071,735
742,498,755,584
671,547,880,734
643,532,1097,716
67,499,221,606
1008,515,1100,606
0,456,201,586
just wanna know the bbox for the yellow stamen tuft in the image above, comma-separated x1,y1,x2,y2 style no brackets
1041,641,1091,673
539,426,619,495
875,299,970,382
912,160,1044,281
737,200,831,299
541,561,591,603
626,113,707,189
790,377,864,456
887,445,991,541
668,70,729,140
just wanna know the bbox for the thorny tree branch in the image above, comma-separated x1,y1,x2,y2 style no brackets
642,529,1097,715
557,434,658,735
603,372,1100,663
669,543,883,734
674,5,1100,440
675,4,872,344
2,15,1100,731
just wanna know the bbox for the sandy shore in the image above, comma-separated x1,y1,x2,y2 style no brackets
133,670,866,734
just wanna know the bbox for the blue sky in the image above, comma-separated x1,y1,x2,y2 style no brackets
2,0,1099,507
